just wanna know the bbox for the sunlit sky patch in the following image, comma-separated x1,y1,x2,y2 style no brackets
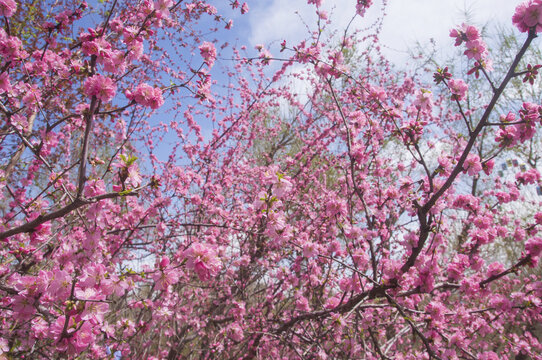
239,0,526,64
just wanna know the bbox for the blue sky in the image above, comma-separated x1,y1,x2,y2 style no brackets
100,0,533,167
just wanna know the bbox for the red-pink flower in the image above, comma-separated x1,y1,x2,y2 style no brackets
495,126,519,147
199,41,216,68
355,0,373,16
0,0,16,17
227,323,244,341
448,78,468,101
241,2,249,14
152,268,180,291
80,301,109,323
413,89,433,112
84,74,116,102
0,72,11,93
127,83,164,109
516,168,541,184
73,321,95,352
464,39,488,61
526,237,542,257
183,243,221,281
513,0,542,33
11,295,35,320
463,154,482,176
450,23,480,46
48,269,72,300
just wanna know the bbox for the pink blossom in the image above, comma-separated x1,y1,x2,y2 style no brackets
73,321,95,352
241,2,249,14
0,338,9,355
49,316,75,341
519,101,541,123
526,237,542,257
425,301,445,323
450,23,481,46
0,29,26,61
448,78,468,101
452,194,480,211
355,0,373,16
495,126,519,147
464,39,488,61
227,323,244,341
81,37,111,58
154,0,173,19
48,270,72,300
516,168,541,184
482,159,494,175
199,41,217,68
183,243,221,281
256,45,272,65
0,72,11,93
75,287,106,301
296,295,310,312
80,301,109,323
463,154,482,176
513,0,542,33
486,262,505,277
22,84,42,109
413,88,433,112
514,122,537,143
84,74,116,102
11,295,35,320
0,0,16,17
302,241,318,258
152,267,180,291
128,83,164,109
447,254,469,280
274,177,292,198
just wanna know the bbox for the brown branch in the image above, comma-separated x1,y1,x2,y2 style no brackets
401,30,538,275
479,255,531,288
0,189,141,240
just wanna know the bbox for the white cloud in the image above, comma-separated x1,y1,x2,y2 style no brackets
247,0,315,48
246,0,525,63
379,0,523,55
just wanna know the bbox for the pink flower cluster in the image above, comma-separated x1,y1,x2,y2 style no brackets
526,237,542,258
412,89,433,113
450,24,492,76
199,41,217,68
513,0,542,33
355,0,373,16
183,243,221,281
126,83,164,109
152,257,180,291
448,78,468,101
0,0,16,17
82,37,126,74
463,153,482,176
495,104,542,147
84,74,117,102
516,168,541,185
449,24,480,47
0,28,26,63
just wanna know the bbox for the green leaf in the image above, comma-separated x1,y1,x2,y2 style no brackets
119,189,133,196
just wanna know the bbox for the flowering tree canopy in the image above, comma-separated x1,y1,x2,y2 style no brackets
1,0,542,359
